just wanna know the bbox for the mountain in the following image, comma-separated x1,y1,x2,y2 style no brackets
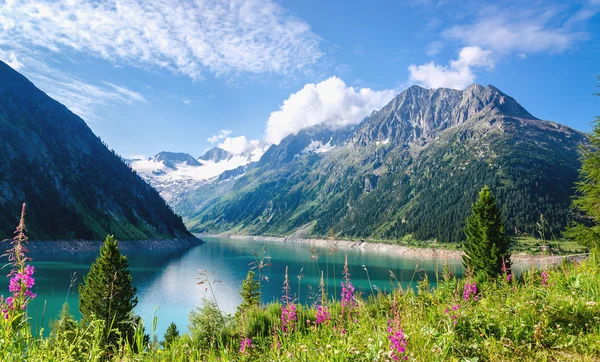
199,147,233,163
182,84,587,243
153,152,202,169
0,61,192,241
130,142,269,205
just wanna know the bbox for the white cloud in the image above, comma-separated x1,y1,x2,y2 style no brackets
425,41,443,56
183,98,191,105
207,129,233,143
408,46,494,90
218,136,260,155
265,76,395,144
1,47,146,121
0,50,23,70
0,0,322,79
444,12,589,54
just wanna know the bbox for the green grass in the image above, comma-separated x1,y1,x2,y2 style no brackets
3,254,599,361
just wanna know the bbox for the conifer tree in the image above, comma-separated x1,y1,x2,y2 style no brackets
79,235,138,347
463,186,511,277
236,270,261,317
565,78,600,255
161,322,179,349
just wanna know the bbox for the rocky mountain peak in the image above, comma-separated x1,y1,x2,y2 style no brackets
351,84,536,147
152,151,201,169
199,147,233,163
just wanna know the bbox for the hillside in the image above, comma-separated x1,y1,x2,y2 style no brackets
183,85,587,242
0,61,192,241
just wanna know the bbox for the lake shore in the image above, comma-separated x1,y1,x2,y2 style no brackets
4,237,203,255
196,233,588,266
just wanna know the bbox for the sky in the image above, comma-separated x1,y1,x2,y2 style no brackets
0,0,598,159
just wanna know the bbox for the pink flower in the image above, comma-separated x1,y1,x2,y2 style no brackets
281,304,297,333
463,282,478,301
541,271,548,287
239,337,253,353
506,274,512,283
387,320,408,361
316,305,330,325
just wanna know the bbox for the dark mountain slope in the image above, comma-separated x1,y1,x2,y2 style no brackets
0,61,192,240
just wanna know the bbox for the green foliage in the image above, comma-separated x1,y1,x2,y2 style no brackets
565,84,600,254
188,299,234,350
236,270,261,319
78,235,138,348
161,322,179,349
463,186,511,277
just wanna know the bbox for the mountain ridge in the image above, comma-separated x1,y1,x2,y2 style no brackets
180,83,586,242
0,61,193,241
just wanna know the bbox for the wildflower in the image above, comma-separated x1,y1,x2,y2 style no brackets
506,274,512,283
463,282,478,301
341,255,358,319
541,271,548,287
316,305,330,325
1,204,36,325
281,304,297,333
239,337,253,353
387,319,408,361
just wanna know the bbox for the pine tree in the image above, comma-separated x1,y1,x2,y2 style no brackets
161,322,179,349
236,270,261,317
79,235,138,347
565,79,600,255
463,186,511,277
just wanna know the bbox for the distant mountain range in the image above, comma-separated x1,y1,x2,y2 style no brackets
139,84,586,243
0,61,192,241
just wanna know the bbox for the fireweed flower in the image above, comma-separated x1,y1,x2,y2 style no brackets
239,337,253,353
445,304,461,324
341,255,358,320
1,204,36,327
463,282,478,301
281,304,297,333
541,271,548,287
316,305,331,325
387,301,408,361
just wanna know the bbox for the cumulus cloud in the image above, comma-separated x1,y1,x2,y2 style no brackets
265,76,395,144
0,0,322,79
207,129,233,143
444,11,589,54
408,46,494,90
218,136,260,155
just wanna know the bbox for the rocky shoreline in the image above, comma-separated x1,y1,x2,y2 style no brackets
197,233,588,266
3,237,203,255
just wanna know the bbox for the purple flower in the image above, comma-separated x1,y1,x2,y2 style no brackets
239,337,253,353
541,271,548,287
281,304,297,333
506,274,512,283
463,282,478,301
387,320,408,361
316,305,330,325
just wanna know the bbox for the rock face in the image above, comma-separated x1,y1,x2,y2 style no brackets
199,147,233,163
0,61,193,241
153,152,202,168
181,84,587,243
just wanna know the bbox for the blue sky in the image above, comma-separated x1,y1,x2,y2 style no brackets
0,0,598,158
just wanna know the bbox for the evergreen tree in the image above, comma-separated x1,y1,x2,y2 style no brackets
160,322,179,349
236,270,261,317
565,78,600,255
79,235,138,347
463,186,511,277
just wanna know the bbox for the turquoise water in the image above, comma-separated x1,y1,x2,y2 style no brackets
18,237,463,338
